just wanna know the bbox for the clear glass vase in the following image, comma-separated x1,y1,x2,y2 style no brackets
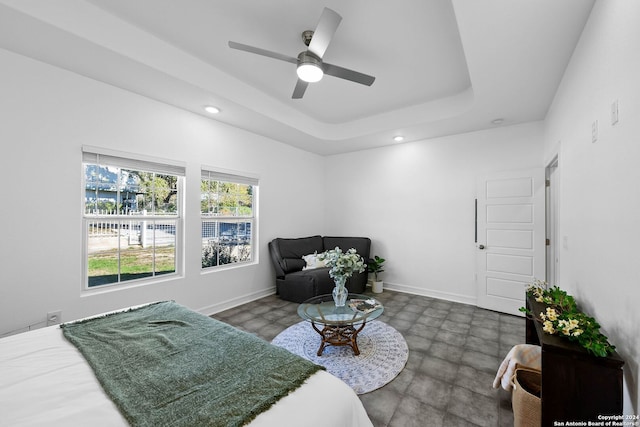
332,276,348,307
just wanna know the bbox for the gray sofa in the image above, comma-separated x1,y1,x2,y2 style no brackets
268,235,371,303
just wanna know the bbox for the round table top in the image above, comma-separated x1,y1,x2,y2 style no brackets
297,293,384,326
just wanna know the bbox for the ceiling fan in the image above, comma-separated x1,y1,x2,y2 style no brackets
228,7,375,99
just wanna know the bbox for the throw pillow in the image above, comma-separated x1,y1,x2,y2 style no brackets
302,252,326,270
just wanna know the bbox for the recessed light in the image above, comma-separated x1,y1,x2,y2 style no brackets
393,135,404,142
204,106,221,114
491,118,504,125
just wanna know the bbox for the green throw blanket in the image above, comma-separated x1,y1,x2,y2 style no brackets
61,301,323,427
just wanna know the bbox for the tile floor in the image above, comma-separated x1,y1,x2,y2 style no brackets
212,289,525,427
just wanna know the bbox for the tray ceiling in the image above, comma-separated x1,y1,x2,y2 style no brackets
0,0,594,154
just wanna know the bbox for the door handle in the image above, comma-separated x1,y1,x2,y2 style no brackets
478,244,485,250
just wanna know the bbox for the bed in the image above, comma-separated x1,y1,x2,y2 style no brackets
0,301,372,427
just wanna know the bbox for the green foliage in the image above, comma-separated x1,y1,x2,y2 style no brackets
522,281,616,357
97,200,116,212
318,247,366,282
202,243,232,267
367,255,386,281
137,172,177,213
202,242,251,268
201,180,253,216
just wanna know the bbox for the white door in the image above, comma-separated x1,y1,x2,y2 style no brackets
476,169,545,315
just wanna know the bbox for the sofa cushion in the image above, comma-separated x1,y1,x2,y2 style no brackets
286,267,334,291
276,267,334,303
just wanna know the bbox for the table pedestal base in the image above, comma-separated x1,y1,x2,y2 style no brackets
311,321,366,356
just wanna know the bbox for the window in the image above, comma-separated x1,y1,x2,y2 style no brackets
201,169,258,269
82,147,185,289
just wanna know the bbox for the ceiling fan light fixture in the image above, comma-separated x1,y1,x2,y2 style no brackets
296,52,323,83
297,64,323,82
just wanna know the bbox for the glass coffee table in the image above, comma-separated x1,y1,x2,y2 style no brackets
297,293,384,356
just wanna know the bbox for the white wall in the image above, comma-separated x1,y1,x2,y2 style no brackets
0,48,326,336
543,0,640,413
3,0,637,413
324,122,544,304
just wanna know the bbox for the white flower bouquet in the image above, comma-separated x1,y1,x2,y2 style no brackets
318,247,366,283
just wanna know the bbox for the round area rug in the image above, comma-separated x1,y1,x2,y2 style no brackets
272,320,408,394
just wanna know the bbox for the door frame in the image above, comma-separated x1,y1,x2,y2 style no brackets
546,155,559,286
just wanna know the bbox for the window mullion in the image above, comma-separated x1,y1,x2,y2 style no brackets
117,220,122,284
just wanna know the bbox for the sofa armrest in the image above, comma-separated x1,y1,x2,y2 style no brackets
269,236,324,278
268,240,286,278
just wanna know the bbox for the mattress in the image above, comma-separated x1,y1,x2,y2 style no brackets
0,317,372,426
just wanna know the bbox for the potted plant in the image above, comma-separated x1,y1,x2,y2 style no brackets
368,255,385,293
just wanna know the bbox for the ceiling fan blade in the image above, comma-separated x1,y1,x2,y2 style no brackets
292,79,309,99
322,63,376,86
307,7,342,59
228,41,297,64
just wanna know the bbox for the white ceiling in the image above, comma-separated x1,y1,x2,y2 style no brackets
0,0,594,155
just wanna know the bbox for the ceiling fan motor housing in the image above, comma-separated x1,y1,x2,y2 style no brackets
297,50,321,66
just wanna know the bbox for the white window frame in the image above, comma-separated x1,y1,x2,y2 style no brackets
201,167,258,271
82,146,185,290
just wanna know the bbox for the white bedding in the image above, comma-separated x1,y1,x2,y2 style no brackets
0,323,372,427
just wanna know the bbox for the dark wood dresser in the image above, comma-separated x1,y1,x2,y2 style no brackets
525,295,624,426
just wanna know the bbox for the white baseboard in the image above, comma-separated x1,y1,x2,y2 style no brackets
383,282,477,307
197,287,277,316
197,283,477,317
